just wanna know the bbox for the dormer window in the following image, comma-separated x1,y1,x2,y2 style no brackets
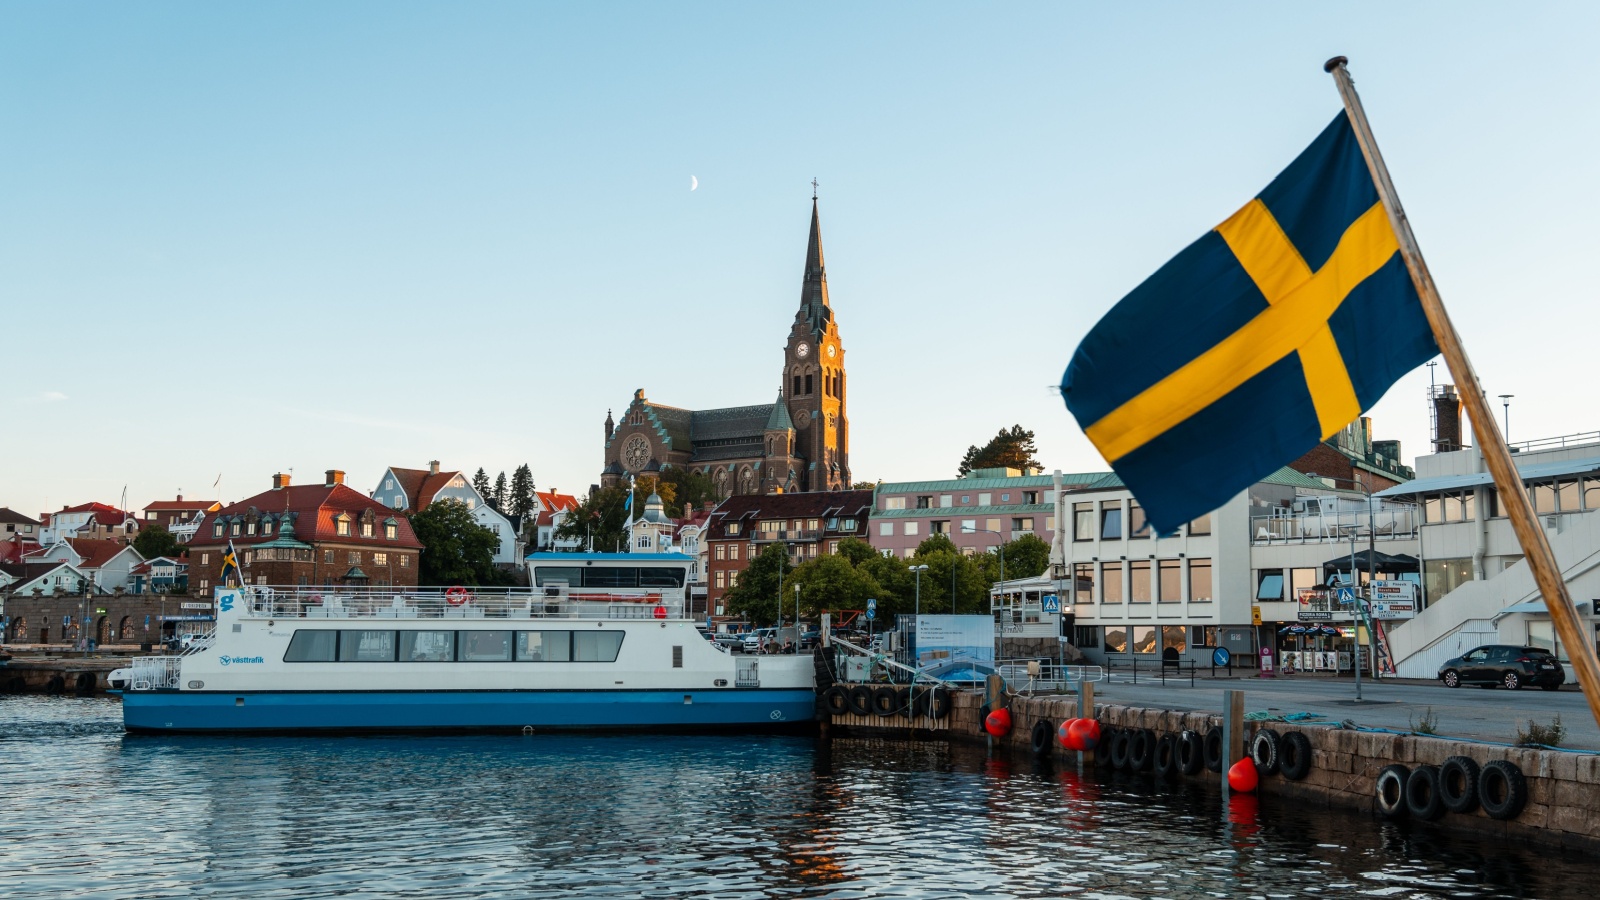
335,514,351,537
230,521,241,537
262,519,274,536
727,523,741,536
361,521,373,538
384,518,398,541
246,521,257,536
213,522,224,538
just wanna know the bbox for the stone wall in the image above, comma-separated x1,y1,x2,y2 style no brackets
935,691,1600,851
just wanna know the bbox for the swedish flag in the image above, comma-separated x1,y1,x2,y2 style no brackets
220,539,241,585
1062,112,1439,534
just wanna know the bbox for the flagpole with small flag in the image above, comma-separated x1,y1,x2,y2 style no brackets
1326,56,1600,729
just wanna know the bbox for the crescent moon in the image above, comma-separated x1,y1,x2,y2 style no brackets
690,175,698,191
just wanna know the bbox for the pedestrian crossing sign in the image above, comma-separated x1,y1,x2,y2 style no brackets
1041,594,1060,613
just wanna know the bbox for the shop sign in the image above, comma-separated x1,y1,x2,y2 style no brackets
181,603,212,611
1297,610,1333,622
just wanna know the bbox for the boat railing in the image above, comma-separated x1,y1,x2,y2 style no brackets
243,586,687,621
128,656,182,691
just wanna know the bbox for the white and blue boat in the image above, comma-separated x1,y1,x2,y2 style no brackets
120,553,816,733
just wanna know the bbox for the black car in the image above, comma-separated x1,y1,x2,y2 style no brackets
1438,645,1565,691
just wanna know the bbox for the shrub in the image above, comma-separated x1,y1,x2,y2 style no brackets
1515,715,1564,747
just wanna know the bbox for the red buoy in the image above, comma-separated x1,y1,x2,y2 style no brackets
1068,718,1101,752
1228,756,1259,793
653,604,667,619
984,708,1012,737
1057,718,1082,750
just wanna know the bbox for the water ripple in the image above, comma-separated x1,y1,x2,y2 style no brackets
0,696,1580,898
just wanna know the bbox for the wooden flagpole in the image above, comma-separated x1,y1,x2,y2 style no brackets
1326,56,1600,730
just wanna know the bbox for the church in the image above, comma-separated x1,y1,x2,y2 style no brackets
601,198,851,498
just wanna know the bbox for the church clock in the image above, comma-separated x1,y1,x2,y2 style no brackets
796,342,810,359
825,343,836,359
623,435,651,471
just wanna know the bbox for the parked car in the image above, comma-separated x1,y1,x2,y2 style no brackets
799,628,821,650
712,634,744,653
742,628,777,652
1438,645,1565,690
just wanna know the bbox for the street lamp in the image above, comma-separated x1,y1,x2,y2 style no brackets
1499,394,1514,445
960,525,1005,614
1307,472,1377,702
912,564,929,667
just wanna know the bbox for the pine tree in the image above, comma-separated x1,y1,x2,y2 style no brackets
472,468,492,500
492,471,509,512
510,464,537,520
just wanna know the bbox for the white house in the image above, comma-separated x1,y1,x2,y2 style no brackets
39,503,140,545
28,538,144,592
534,489,582,552
373,461,523,567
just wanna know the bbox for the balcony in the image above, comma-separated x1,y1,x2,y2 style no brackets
1251,504,1418,544
752,530,821,542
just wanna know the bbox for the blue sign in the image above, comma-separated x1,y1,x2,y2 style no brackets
865,608,876,621
63,615,71,627
1336,587,1357,605
1041,594,1060,613
866,598,877,611
1213,647,1232,667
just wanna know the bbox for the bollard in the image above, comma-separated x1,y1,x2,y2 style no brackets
1078,681,1096,767
1221,689,1245,795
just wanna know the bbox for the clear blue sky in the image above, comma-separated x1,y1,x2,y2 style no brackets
5,3,1596,516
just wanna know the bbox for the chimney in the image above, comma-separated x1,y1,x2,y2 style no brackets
1433,385,1462,452
429,460,441,475
176,494,183,502
325,469,345,487
272,473,291,490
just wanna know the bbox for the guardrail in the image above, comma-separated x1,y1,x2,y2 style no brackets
1101,653,1199,686
826,634,956,690
995,660,1105,694
243,586,685,621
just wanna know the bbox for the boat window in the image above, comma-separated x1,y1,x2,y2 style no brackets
284,630,337,662
533,566,582,588
517,631,572,662
460,630,513,662
574,631,625,662
399,630,455,662
583,567,638,589
638,568,686,588
338,630,397,662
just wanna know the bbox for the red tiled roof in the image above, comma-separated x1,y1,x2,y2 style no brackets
142,499,220,512
703,490,875,539
192,484,422,550
57,502,137,527
387,467,466,510
537,490,580,512
415,472,461,509
0,537,41,564
64,538,132,570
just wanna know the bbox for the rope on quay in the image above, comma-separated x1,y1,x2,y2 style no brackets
1327,720,1600,755
1244,711,1326,723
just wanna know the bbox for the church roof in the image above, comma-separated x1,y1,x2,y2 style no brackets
799,198,831,334
764,392,794,431
690,404,774,443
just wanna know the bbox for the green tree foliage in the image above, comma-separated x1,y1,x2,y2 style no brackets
410,499,504,586
721,545,794,625
908,534,991,614
999,533,1051,579
471,468,492,500
958,425,1042,476
851,480,877,491
510,464,537,520
553,485,631,552
657,467,720,517
491,472,509,512
131,522,182,560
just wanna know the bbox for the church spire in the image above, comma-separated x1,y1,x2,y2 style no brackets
799,194,831,334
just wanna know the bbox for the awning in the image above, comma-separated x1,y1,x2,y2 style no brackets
1373,455,1600,498
1320,548,1420,574
1495,600,1591,617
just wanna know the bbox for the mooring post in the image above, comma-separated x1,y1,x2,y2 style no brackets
1078,681,1096,768
1221,689,1244,793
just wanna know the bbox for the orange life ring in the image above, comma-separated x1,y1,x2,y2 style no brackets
445,586,472,607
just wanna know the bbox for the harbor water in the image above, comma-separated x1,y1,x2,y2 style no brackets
0,696,1588,898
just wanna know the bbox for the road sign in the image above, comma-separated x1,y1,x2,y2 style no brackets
1251,605,1262,626
865,608,876,621
1041,594,1060,613
1336,587,1357,605
866,598,877,611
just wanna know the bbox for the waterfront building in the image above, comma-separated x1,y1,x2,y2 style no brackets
628,491,675,553
600,199,851,498
673,504,716,618
39,502,140,544
1370,420,1600,679
140,495,221,544
371,461,522,567
702,489,873,616
0,508,41,540
187,470,423,593
534,489,582,551
869,468,1104,559
128,556,187,595
26,538,144,592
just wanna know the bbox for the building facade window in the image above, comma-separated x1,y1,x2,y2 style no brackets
978,493,991,506
715,545,726,560
1188,513,1212,536
1189,558,1213,602
1162,625,1187,654
373,553,388,566
1101,503,1122,540
714,571,725,589
1104,626,1128,653
1129,502,1150,538
1073,503,1094,541
1073,563,1094,605
879,522,893,537
1101,562,1123,604
883,497,905,510
1011,517,1032,533
1158,559,1182,602
904,522,919,536
1131,625,1156,653
385,522,397,540
1130,560,1151,603
729,543,739,560
336,517,350,537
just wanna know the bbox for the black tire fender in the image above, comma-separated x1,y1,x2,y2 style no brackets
1030,719,1053,756
845,684,874,717
871,686,897,718
1405,765,1446,821
1177,730,1205,776
1479,760,1528,820
1279,731,1314,781
895,687,912,719
1109,729,1133,771
1439,755,1481,815
823,685,849,715
1250,729,1282,776
1375,764,1410,819
928,688,952,720
1203,727,1225,773
1153,732,1179,780
1128,729,1155,771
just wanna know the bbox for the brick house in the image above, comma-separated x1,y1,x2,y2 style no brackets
702,489,873,615
869,468,1104,560
39,502,141,544
186,470,423,594
141,495,222,544
1286,417,1413,493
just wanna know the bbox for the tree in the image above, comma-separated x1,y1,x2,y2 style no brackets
410,499,503,586
656,467,719,517
492,471,509,512
633,475,675,515
510,464,537,520
553,485,631,552
471,468,492,500
958,425,1042,476
132,522,182,560
851,481,877,491
999,533,1051,580
721,545,794,625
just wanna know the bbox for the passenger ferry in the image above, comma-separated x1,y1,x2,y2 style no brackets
120,553,816,733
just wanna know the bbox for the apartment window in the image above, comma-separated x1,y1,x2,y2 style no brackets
324,550,335,563
840,518,857,531
727,571,739,588
1001,493,1010,503
1190,559,1213,602
879,522,893,537
1188,512,1212,536
336,517,350,537
1046,516,1056,531
1011,517,1032,533
1291,567,1318,602
940,495,952,508
385,479,394,490
829,541,839,554
930,521,949,535
807,519,820,531
884,497,906,510
361,521,373,538
1129,502,1150,539
1101,562,1124,603
978,493,991,506
1100,502,1123,540
230,521,241,537
904,522,919,536
262,520,274,536
385,522,397,540
961,496,970,505
727,523,741,536
916,496,933,509
1256,570,1285,601
715,571,725,589
1073,563,1095,605
400,555,409,568
1158,559,1182,602
729,543,739,560
986,518,1000,533
715,545,726,560
348,552,361,565
373,553,388,566
200,553,210,565
1023,491,1039,504
1073,503,1094,541
961,519,976,534
246,521,257,536
760,520,783,535
1130,560,1151,603
1103,626,1128,653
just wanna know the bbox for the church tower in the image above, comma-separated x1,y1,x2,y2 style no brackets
781,196,851,491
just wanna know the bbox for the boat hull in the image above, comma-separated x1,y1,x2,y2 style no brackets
121,688,817,734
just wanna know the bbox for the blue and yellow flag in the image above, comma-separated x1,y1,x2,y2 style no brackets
1062,112,1439,534
220,539,241,585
